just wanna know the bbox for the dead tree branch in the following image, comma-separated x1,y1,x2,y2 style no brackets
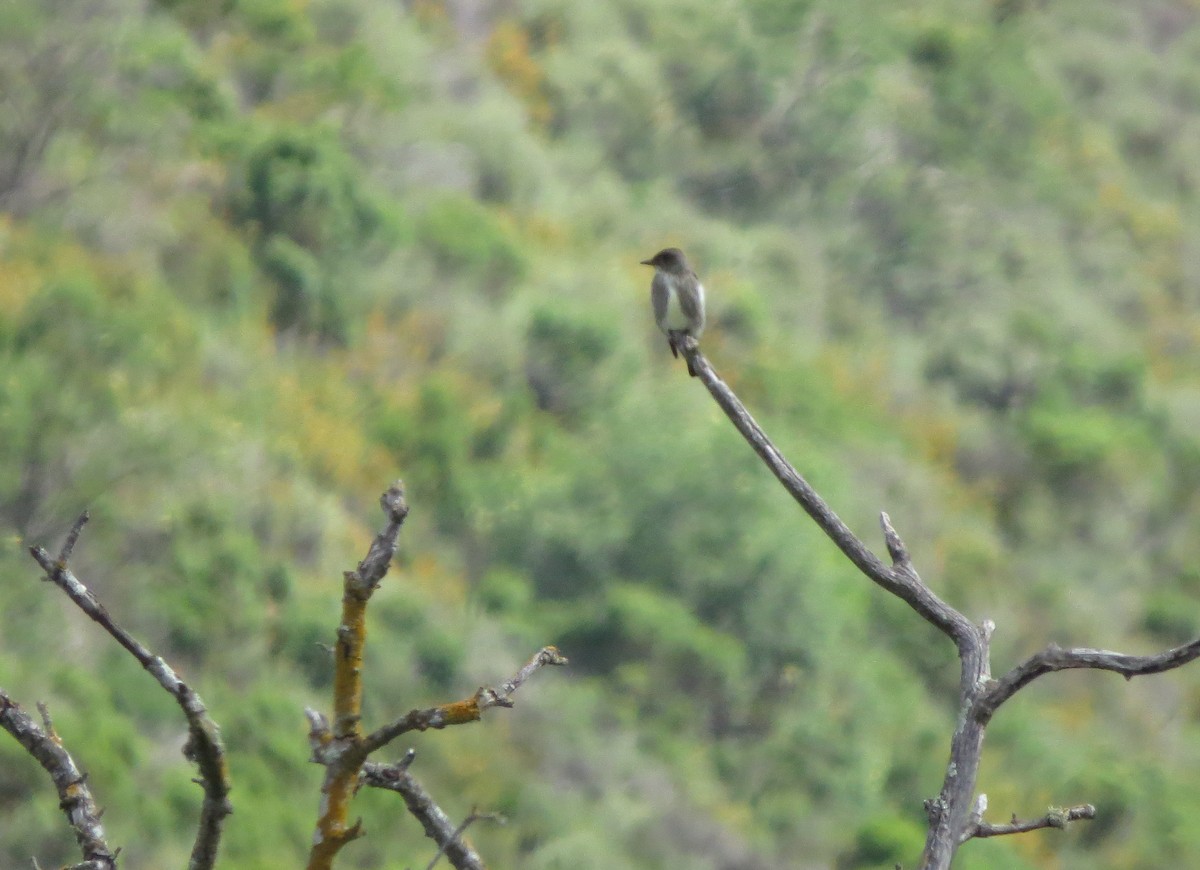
307,483,565,870
27,513,231,870
0,693,116,870
678,342,1200,869
361,645,567,755
975,640,1200,724
425,808,506,870
361,755,502,870
961,799,1096,842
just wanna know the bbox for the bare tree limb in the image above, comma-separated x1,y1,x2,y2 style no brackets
28,519,231,870
362,758,491,870
677,344,1200,869
974,639,1200,724
684,344,988,866
0,692,116,870
307,483,564,870
309,482,411,870
684,340,974,646
961,803,1096,841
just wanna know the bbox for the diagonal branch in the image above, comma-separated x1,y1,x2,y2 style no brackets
362,758,490,870
677,342,1200,868
682,339,975,647
0,693,116,869
974,639,1200,724
29,518,231,870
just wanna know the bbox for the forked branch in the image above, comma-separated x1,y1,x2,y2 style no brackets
307,483,565,870
26,514,231,870
680,344,1200,869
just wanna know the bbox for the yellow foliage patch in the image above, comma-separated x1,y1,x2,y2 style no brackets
486,20,554,128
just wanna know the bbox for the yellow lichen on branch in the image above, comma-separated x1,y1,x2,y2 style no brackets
307,571,379,870
332,577,369,739
306,486,563,870
438,698,482,726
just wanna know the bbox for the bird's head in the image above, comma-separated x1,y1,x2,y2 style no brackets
639,247,688,273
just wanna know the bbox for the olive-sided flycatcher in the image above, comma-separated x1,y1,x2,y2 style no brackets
640,247,706,377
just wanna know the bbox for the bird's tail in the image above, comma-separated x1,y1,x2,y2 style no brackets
668,332,697,376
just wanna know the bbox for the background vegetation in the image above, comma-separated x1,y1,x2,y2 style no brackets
4,0,1200,867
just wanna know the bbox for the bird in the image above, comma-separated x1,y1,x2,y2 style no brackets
640,247,706,377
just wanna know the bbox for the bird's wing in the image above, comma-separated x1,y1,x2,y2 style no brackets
650,273,670,329
679,273,705,334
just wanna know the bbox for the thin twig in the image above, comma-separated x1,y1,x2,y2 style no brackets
57,510,89,563
961,804,1096,841
361,646,567,755
426,808,506,870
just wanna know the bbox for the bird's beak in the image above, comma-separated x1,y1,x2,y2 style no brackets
639,258,653,266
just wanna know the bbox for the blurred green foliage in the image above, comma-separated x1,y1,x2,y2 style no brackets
4,0,1200,868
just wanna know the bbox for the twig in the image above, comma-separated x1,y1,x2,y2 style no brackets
961,804,1096,841
361,646,568,755
426,808,506,870
57,510,89,563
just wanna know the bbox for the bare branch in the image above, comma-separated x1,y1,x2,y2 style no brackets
686,343,975,647
361,646,567,755
961,804,1096,841
310,482,412,870
974,639,1200,724
680,342,1200,867
308,485,560,870
57,510,89,563
28,526,231,870
426,809,506,870
352,482,410,595
0,691,116,870
681,352,996,869
362,758,492,870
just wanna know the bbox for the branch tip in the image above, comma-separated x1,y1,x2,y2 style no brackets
879,511,909,565
58,510,91,563
964,803,1096,840
380,482,409,523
